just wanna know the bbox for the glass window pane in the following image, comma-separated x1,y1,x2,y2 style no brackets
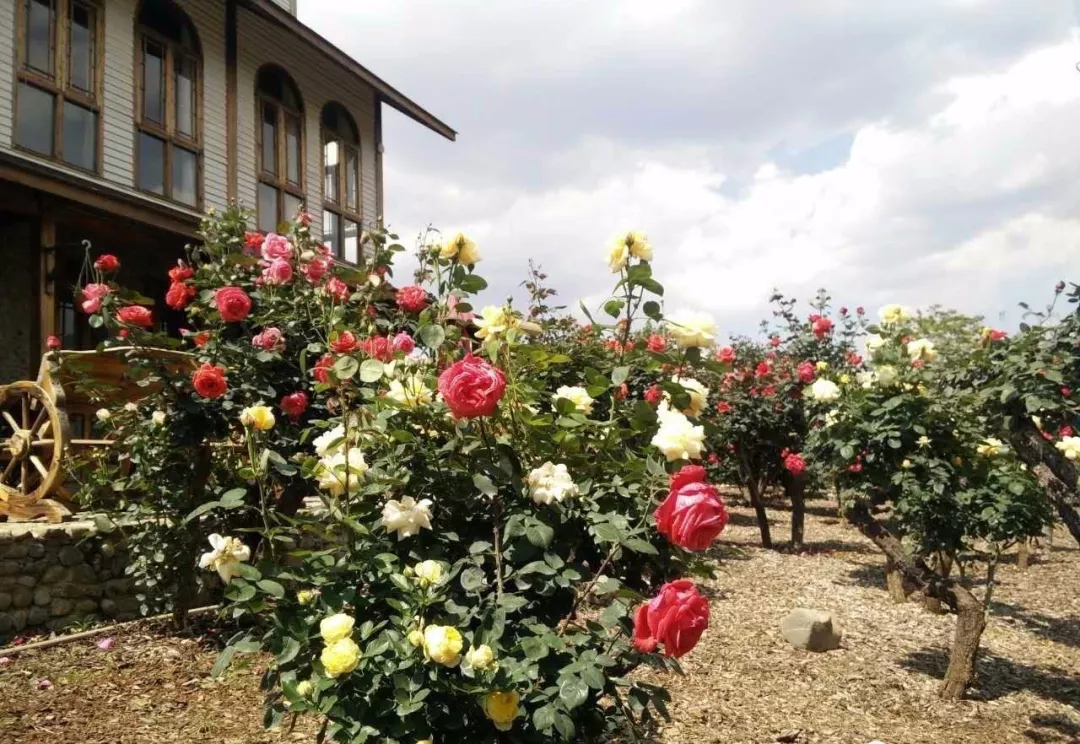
283,192,303,223
261,103,277,176
69,3,93,92
61,101,96,170
173,147,198,206
286,115,301,186
16,83,54,155
137,132,165,194
26,0,54,76
143,39,165,124
322,209,340,257
343,219,359,264
258,183,279,233
346,148,359,212
174,55,196,138
323,138,339,203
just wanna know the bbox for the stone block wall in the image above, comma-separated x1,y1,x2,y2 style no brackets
0,523,139,639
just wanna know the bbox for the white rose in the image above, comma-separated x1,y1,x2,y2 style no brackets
1055,436,1080,460
864,334,885,354
315,448,369,496
96,408,111,422
381,496,434,540
387,376,433,409
313,425,347,457
151,410,167,426
554,386,594,415
666,311,716,348
906,338,937,362
474,305,512,340
124,402,138,413
875,365,899,387
669,376,708,417
526,462,579,505
806,378,841,403
197,534,251,583
651,404,706,462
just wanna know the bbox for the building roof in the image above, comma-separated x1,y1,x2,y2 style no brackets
241,0,456,141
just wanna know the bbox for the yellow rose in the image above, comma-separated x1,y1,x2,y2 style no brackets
666,311,717,348
297,589,318,606
319,613,355,643
839,374,851,385
474,305,512,340
321,637,360,678
414,560,444,587
606,240,629,273
440,232,480,265
554,386,594,415
815,361,829,371
295,680,314,697
878,303,911,326
407,629,425,648
670,377,708,417
1056,436,1080,460
461,644,496,677
482,690,520,731
423,625,463,666
387,376,433,409
901,459,913,469
417,740,433,744
240,405,276,431
626,230,652,260
976,437,1004,457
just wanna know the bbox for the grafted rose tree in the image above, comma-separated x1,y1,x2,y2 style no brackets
806,304,1051,699
77,215,731,742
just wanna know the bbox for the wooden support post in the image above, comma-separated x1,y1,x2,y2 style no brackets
38,203,57,360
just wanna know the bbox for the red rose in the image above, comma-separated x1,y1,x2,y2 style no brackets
168,264,194,282
716,401,732,414
297,210,313,227
846,352,863,366
631,579,709,658
437,354,506,419
1059,425,1074,438
361,335,393,362
80,283,111,314
280,391,309,420
654,479,729,551
646,334,667,353
707,452,721,465
987,329,1007,342
395,285,429,314
715,346,735,364
118,329,130,340
46,335,61,351
796,361,815,384
393,332,416,355
755,361,771,379
614,382,629,401
769,336,781,348
244,231,265,254
313,354,334,384
215,286,252,322
252,327,285,352
116,305,153,329
669,464,706,492
783,453,807,477
644,384,664,406
1062,387,1073,398
94,254,120,273
192,363,227,399
331,331,359,354
848,463,863,473
166,281,196,310
911,359,925,369
324,277,350,303
839,306,849,316
304,256,331,284
193,331,211,348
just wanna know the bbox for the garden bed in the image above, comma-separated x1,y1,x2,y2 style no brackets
1,500,1077,744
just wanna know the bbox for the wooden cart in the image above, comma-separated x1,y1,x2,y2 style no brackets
0,346,197,523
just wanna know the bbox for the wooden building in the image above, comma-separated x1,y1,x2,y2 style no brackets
0,0,454,383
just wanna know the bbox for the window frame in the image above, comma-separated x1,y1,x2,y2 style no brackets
14,0,105,174
320,102,363,263
255,66,306,232
134,4,204,209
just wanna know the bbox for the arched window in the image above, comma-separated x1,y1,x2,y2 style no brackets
321,102,361,263
256,66,304,233
14,0,103,172
134,0,201,207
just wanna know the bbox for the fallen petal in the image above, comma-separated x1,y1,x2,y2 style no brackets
37,679,53,690
0,657,11,665
97,637,115,650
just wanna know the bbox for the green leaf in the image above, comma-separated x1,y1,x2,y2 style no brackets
611,366,630,387
581,666,606,690
521,637,549,660
333,355,359,380
643,300,662,321
621,538,658,555
473,473,498,497
257,579,285,599
553,712,575,739
559,676,589,710
518,560,557,576
460,567,486,592
416,324,446,350
524,520,554,548
603,299,625,318
359,359,384,383
457,274,488,293
592,523,622,543
182,500,220,524
533,705,556,732
277,637,300,664
211,645,236,678
220,488,247,508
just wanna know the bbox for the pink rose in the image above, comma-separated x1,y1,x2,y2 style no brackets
116,305,153,329
304,256,331,284
261,258,293,285
360,335,392,362
812,317,833,339
393,332,416,354
331,331,359,354
437,355,506,419
654,472,729,551
324,277,350,303
395,285,429,314
215,287,252,323
715,346,735,364
260,233,293,262
796,361,815,384
631,579,709,658
252,327,285,352
644,384,663,406
783,453,807,477
646,334,667,353
80,283,111,314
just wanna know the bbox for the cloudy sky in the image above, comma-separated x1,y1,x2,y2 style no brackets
303,1,1080,335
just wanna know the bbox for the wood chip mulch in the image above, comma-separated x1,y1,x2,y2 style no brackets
1,499,1077,744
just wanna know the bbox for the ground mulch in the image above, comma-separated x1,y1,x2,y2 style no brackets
1,499,1077,743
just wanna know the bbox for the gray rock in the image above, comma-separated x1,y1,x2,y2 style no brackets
100,598,117,617
27,605,48,625
0,612,12,633
73,564,98,583
15,575,36,588
12,587,32,609
33,587,51,606
5,543,29,560
0,561,19,577
105,578,134,598
74,599,98,614
10,609,28,631
50,598,73,617
58,546,84,567
27,542,45,559
41,565,67,584
780,608,842,652
0,592,11,611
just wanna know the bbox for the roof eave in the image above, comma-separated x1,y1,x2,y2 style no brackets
240,0,457,142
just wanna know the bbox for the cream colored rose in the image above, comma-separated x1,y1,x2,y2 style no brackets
151,410,167,426
906,338,937,362
554,386,594,415
295,680,314,697
387,375,433,409
297,589,319,606
864,334,885,354
321,637,360,678
314,448,368,496
875,365,899,387
669,376,708,417
96,408,111,422
1056,436,1080,460
526,462,579,505
197,534,251,583
382,496,434,540
408,629,425,648
976,437,1004,457
607,240,629,273
667,311,717,348
878,304,911,326
319,613,355,643
474,305,512,340
806,378,841,402
461,643,496,677
440,232,480,265
414,560,444,587
651,404,706,462
423,625,463,666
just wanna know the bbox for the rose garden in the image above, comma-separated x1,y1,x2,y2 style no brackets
1,209,1078,743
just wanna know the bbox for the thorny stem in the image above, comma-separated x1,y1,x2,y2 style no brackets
246,429,274,559
478,419,505,599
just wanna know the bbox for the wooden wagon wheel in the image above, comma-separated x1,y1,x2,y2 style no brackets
0,382,68,511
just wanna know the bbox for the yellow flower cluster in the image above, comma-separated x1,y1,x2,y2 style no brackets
240,405,276,431
319,613,360,679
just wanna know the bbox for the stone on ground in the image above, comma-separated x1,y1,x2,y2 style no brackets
780,607,842,651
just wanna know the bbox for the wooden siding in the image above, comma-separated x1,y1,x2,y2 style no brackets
268,0,296,15
237,6,380,228
0,1,14,147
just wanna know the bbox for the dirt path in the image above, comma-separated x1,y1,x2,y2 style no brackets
1,501,1077,743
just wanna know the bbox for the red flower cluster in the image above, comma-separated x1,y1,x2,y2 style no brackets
331,331,359,354
280,391,309,420
654,466,729,551
46,335,61,351
215,287,252,322
986,329,1008,342
796,361,815,384
783,452,807,477
631,580,709,658
192,363,227,399
313,354,334,384
395,285,429,314
809,315,833,339
646,334,667,353
244,231,265,254
324,277,350,303
116,305,153,329
716,401,732,414
361,335,393,362
755,361,772,379
437,355,506,419
644,384,664,406
94,254,120,273
715,346,736,364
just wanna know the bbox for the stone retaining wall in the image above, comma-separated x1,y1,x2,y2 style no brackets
0,522,139,639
